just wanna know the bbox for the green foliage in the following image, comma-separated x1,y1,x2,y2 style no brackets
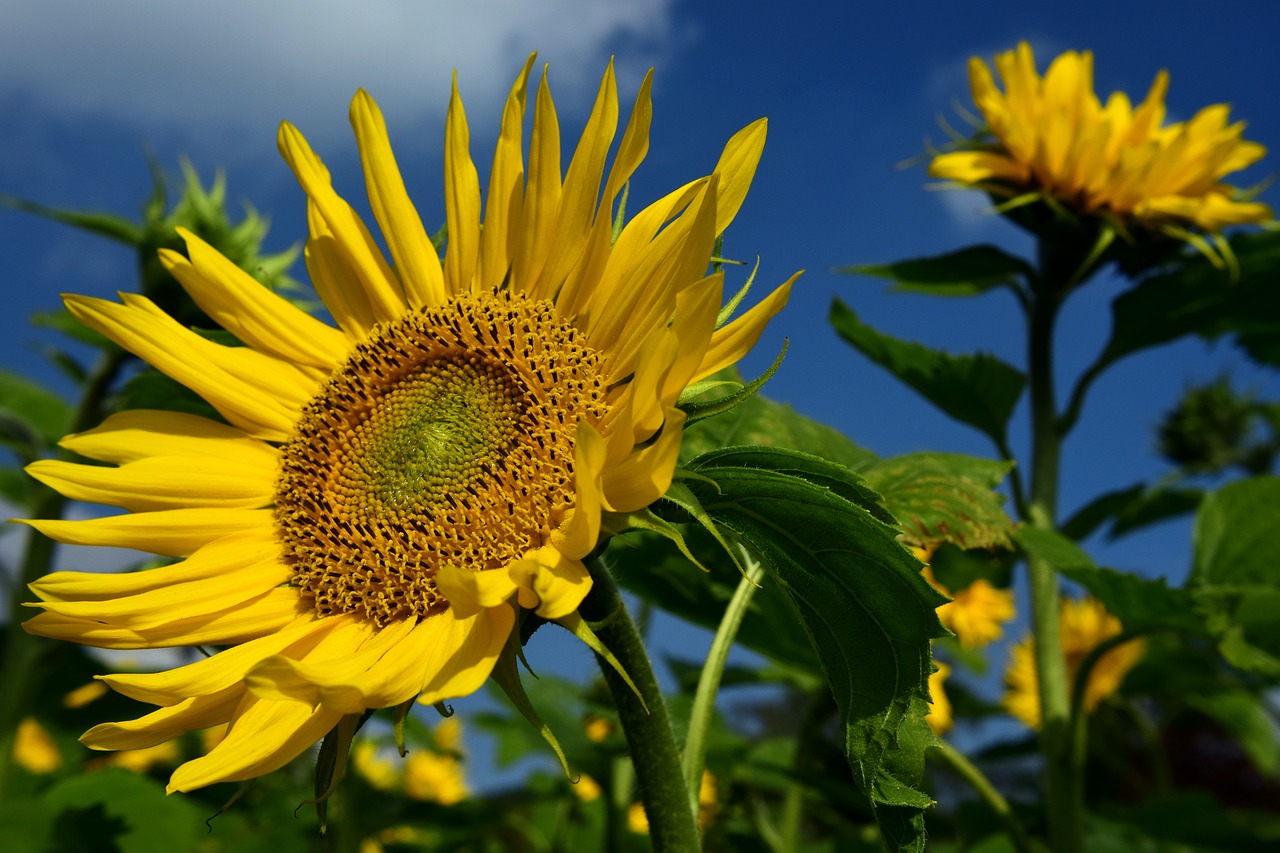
674,446,950,851
829,300,1026,446
840,245,1033,298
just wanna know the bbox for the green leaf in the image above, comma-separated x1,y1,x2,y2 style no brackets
1186,689,1280,775
839,245,1032,297
1188,477,1280,675
681,446,948,850
0,370,72,453
1062,483,1204,541
859,452,1016,551
38,768,203,853
679,381,876,471
829,300,1026,445
0,195,144,245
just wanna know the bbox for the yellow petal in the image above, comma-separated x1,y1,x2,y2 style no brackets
710,118,766,235
416,606,514,706
57,409,277,468
444,73,482,295
478,54,536,293
163,229,348,369
436,563,519,619
694,273,797,382
17,508,272,558
64,295,309,441
278,121,407,323
510,68,562,296
551,422,606,560
511,545,591,620
102,616,333,706
22,587,302,649
26,454,274,512
603,408,687,513
83,686,243,751
166,691,344,792
350,89,447,309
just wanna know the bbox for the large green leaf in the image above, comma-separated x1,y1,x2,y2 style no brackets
678,380,876,471
840,245,1032,297
1062,483,1203,541
679,446,948,851
859,452,1016,551
1189,476,1280,675
1097,230,1280,372
829,300,1026,446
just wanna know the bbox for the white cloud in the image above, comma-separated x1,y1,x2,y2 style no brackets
0,0,679,144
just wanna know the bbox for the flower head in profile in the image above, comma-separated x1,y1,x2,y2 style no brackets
1003,597,1144,728
20,56,793,793
929,42,1271,242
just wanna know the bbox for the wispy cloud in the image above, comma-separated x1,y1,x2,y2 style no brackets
0,0,678,145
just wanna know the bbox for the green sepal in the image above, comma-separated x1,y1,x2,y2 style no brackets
660,477,745,576
392,697,415,757
307,712,363,836
205,779,256,832
555,612,647,713
717,255,760,328
677,339,787,427
603,506,709,573
489,619,573,779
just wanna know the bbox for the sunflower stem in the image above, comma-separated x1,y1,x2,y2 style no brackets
1025,251,1078,853
581,554,701,852
682,546,763,815
929,740,1033,853
0,346,128,797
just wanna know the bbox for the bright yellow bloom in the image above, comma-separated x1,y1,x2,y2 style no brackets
927,661,953,735
919,562,1015,649
14,717,61,774
19,57,793,794
930,42,1271,232
1003,597,1144,728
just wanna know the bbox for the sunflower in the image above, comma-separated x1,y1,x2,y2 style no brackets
926,660,953,735
20,56,794,793
1003,597,1144,729
920,564,1015,649
929,41,1271,234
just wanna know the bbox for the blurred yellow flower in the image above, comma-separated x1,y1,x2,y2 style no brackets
14,717,61,774
573,773,603,802
351,718,468,804
927,661,953,735
584,714,615,743
919,562,1015,649
1004,597,1144,728
930,42,1271,234
628,770,718,833
89,740,180,773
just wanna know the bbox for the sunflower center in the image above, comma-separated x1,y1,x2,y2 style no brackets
275,292,608,626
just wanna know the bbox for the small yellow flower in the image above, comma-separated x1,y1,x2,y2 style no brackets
19,55,792,795
930,42,1271,234
1003,597,1144,728
919,563,1015,649
573,773,602,802
927,661,953,735
584,714,614,743
351,739,399,792
627,770,717,833
14,717,61,774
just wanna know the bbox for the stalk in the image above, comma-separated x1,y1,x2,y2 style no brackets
580,556,701,852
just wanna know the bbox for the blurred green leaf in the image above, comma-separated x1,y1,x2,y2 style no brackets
1185,689,1280,775
0,370,73,455
1062,483,1204,541
859,452,1015,551
830,300,1026,446
840,245,1032,297
679,446,948,852
0,196,144,245
1189,477,1280,675
115,370,224,421
39,768,204,853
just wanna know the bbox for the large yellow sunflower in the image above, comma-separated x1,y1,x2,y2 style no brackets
929,41,1271,233
19,57,794,793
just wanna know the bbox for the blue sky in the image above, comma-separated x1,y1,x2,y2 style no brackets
3,0,1279,784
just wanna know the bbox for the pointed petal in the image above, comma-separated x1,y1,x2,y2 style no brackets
602,408,687,513
478,55,535,292
551,422,606,559
416,606,514,706
57,409,277,468
278,121,407,323
26,454,273,512
444,73,482,295
693,273,797,382
350,89,447,309
163,229,349,369
83,686,243,751
510,68,562,295
17,508,272,558
710,118,766,234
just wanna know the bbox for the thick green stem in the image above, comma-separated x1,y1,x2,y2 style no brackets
1025,279,1078,852
0,347,128,797
580,556,701,852
929,741,1033,853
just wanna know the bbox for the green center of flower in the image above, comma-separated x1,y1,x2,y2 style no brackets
275,292,609,626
